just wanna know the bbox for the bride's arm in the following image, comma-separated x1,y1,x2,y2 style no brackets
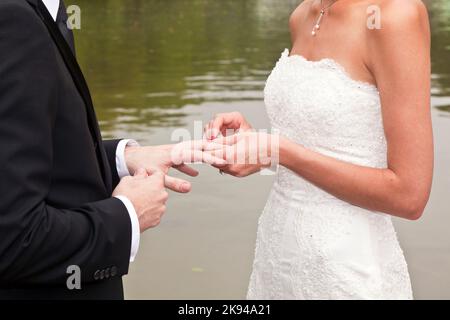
208,1,433,220
280,1,433,220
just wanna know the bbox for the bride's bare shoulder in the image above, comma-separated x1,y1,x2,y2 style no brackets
365,0,430,73
376,0,426,11
365,0,429,43
368,0,428,29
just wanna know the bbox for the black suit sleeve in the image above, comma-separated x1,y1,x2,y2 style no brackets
103,139,123,188
0,2,131,286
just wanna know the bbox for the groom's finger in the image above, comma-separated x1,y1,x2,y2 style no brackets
182,150,227,166
174,164,199,177
177,140,219,151
164,175,192,193
202,141,228,151
204,146,235,165
211,134,239,146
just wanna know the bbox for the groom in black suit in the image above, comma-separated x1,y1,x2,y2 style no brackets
0,0,217,300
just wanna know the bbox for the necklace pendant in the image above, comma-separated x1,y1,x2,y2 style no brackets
312,10,325,37
312,1,339,37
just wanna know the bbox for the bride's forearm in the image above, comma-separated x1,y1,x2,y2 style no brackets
278,136,427,220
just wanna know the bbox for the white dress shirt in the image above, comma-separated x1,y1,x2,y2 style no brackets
42,0,140,262
41,0,59,20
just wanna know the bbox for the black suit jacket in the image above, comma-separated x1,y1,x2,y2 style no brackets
0,0,132,299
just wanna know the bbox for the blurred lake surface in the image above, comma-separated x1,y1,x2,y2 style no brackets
71,0,450,299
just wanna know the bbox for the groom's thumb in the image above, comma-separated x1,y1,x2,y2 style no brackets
149,170,165,186
134,168,148,177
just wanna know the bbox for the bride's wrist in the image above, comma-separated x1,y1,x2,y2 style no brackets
278,136,303,168
277,135,289,167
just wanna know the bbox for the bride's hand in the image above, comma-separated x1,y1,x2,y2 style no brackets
204,112,253,140
210,132,278,178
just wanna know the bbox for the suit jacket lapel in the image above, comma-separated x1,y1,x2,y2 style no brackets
28,0,112,192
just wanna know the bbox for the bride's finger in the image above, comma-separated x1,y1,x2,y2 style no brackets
174,164,199,177
204,126,220,141
203,122,211,139
209,117,224,140
165,175,192,193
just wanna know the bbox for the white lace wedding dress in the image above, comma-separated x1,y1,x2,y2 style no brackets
247,49,413,300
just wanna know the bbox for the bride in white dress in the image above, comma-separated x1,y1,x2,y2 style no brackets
205,0,433,299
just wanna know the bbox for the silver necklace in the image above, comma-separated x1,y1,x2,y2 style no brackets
312,0,339,37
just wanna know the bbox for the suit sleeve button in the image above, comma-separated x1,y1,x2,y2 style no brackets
94,270,100,280
111,266,118,277
105,268,111,279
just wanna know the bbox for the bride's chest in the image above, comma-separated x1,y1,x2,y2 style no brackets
264,55,382,139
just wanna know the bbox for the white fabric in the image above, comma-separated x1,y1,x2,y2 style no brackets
247,49,413,300
114,196,140,262
41,0,60,21
114,139,141,262
42,0,141,263
116,139,139,178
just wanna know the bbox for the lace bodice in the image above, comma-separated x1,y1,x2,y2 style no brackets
267,49,386,166
247,50,412,300
266,49,388,203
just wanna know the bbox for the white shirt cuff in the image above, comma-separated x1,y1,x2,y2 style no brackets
116,139,139,179
115,195,140,262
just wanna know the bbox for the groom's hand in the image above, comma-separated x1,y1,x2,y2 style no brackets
113,169,168,231
124,142,227,193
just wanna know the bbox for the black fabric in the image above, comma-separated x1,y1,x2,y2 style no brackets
36,0,112,191
0,0,132,299
0,277,125,300
56,0,75,54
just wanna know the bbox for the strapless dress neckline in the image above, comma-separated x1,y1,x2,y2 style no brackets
282,49,379,95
